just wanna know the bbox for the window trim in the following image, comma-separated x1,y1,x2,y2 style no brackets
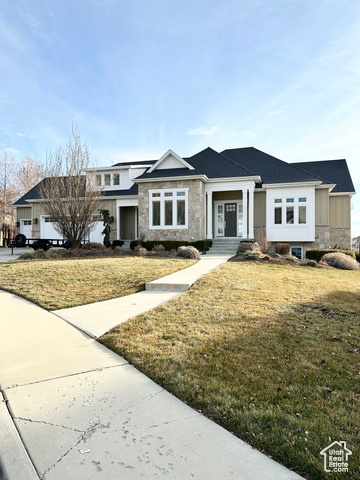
291,246,303,260
149,188,189,229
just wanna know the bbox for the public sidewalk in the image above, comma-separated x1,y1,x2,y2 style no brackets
0,255,305,480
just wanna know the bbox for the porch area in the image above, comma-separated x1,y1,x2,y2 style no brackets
205,185,255,240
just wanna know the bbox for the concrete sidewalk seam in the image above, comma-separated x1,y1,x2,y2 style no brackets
0,388,40,480
3,363,129,390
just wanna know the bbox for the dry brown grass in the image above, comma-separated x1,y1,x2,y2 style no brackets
0,256,195,309
100,262,360,480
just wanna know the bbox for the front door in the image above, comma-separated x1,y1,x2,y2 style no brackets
225,203,237,237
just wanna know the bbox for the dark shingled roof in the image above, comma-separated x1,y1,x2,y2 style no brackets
221,147,326,186
292,160,355,194
13,176,137,207
136,147,259,181
113,159,157,167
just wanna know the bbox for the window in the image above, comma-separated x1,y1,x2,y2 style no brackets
274,207,282,224
299,205,307,224
113,173,120,186
286,206,294,224
152,201,160,226
164,200,173,226
177,200,185,226
286,198,294,203
95,174,102,187
299,197,306,203
274,198,282,204
150,189,188,229
23,220,32,225
291,247,303,259
104,174,111,186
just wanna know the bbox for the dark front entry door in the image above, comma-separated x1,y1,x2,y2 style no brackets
225,203,237,237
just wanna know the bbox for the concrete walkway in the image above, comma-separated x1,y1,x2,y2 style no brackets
0,255,305,480
54,254,230,338
0,247,29,262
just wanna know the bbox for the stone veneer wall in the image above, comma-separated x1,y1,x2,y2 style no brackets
137,179,205,242
330,228,351,249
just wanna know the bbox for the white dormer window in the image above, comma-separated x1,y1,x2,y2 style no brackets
113,174,120,186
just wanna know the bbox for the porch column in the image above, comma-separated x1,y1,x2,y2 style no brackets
248,186,254,239
242,188,248,239
206,192,213,239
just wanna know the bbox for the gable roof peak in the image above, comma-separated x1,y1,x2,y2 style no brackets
148,149,195,173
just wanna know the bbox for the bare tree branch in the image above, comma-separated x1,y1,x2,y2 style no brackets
38,125,102,248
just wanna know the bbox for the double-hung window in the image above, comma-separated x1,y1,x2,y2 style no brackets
273,196,307,225
149,189,188,229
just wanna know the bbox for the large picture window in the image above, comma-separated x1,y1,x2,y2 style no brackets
149,188,188,229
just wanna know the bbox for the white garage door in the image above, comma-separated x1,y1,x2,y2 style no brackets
41,217,63,240
20,219,32,239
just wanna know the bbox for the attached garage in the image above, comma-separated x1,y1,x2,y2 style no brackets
40,217,63,240
20,219,32,239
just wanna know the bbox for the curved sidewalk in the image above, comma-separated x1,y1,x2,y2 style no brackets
0,256,305,480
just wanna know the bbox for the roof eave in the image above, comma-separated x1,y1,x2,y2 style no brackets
135,174,208,183
263,181,323,188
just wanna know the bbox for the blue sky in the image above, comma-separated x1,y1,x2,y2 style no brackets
1,0,359,236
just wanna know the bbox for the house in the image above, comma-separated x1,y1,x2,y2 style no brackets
13,147,355,258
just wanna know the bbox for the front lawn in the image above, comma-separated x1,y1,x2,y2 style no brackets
0,257,195,309
99,262,360,480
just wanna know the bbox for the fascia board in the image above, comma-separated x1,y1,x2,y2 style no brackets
263,181,322,188
207,176,260,183
330,191,356,196
135,175,208,183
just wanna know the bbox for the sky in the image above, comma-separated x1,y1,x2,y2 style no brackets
1,0,359,237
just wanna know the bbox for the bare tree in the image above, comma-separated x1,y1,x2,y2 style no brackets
38,125,102,248
0,152,18,244
17,155,45,197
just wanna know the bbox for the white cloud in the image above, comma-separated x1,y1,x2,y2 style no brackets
187,126,219,136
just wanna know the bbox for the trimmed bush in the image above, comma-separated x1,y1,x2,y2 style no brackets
112,240,124,248
275,243,291,255
321,252,359,271
177,246,200,260
306,248,356,262
18,251,35,260
237,242,258,254
33,249,48,259
131,240,212,252
307,260,317,267
134,245,147,255
356,253,360,263
82,242,106,250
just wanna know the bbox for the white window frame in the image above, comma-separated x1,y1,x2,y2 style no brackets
291,246,303,260
273,196,307,226
149,188,189,229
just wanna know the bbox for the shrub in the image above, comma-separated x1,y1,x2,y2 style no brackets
275,243,291,255
237,242,258,254
82,242,106,250
33,249,48,259
134,245,147,255
112,240,124,248
177,246,200,260
152,244,165,252
131,240,212,252
306,248,356,262
356,253,360,263
321,252,359,271
307,260,317,267
19,251,35,260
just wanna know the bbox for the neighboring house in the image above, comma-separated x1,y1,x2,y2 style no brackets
13,147,355,258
